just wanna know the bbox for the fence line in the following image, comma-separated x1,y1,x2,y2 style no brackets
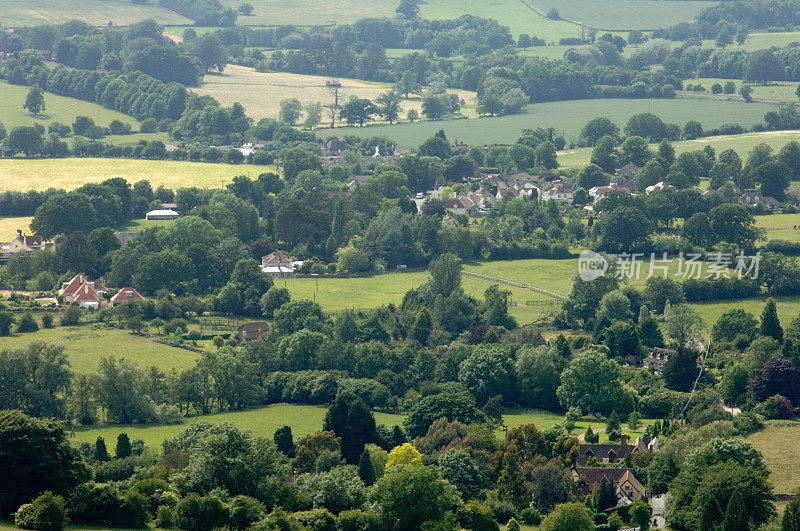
462,270,566,300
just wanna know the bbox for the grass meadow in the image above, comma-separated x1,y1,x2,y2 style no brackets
688,78,800,103
558,130,800,168
0,158,275,191
756,213,800,242
748,423,800,495
0,216,34,240
219,0,399,26
0,324,201,374
322,97,776,148
523,0,717,30
0,0,192,26
194,65,477,122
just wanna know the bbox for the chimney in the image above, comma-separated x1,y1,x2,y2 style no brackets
620,433,628,448
17,229,22,238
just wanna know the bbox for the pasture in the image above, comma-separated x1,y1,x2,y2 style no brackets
418,0,581,40
558,130,800,168
523,0,718,31
0,82,142,132
0,0,192,27
748,423,800,495
688,78,800,103
0,324,200,375
0,158,275,192
0,216,33,240
219,0,399,26
756,213,800,242
691,297,800,330
322,97,776,148
193,65,477,122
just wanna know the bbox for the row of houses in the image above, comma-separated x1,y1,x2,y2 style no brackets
59,274,144,309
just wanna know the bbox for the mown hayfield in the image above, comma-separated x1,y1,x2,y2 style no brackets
558,130,800,168
524,0,718,30
689,78,799,103
70,403,407,451
324,97,776,148
219,0,398,26
0,158,275,192
0,0,192,26
0,82,142,131
748,424,800,495
418,0,581,40
194,65,477,122
0,324,201,375
0,216,34,240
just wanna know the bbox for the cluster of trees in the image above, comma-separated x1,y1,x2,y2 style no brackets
158,0,238,26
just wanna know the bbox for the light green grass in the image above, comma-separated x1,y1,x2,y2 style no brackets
0,0,192,26
120,218,180,232
70,403,407,451
219,0,398,26
194,65,477,122
689,78,799,102
0,325,201,374
756,213,800,242
322,97,776,148
463,258,577,296
691,297,800,330
558,130,800,168
419,0,581,40
0,158,276,192
0,82,142,131
748,424,800,495
503,408,656,443
697,32,800,53
524,0,718,31
0,216,33,240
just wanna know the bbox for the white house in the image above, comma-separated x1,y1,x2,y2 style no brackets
261,251,298,278
542,184,573,202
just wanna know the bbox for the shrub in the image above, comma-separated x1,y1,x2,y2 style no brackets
292,509,337,531
228,496,265,530
519,507,542,525
175,493,230,531
15,492,66,531
41,313,54,328
68,483,149,528
155,505,176,528
61,306,82,326
16,312,39,333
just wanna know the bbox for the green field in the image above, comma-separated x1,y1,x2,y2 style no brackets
0,0,192,26
756,213,800,242
0,158,276,192
419,0,581,40
463,258,577,296
0,325,200,374
524,0,718,31
691,297,800,330
322,97,776,148
194,65,477,122
558,130,800,168
749,424,800,495
688,78,800,103
0,82,142,131
218,0,398,26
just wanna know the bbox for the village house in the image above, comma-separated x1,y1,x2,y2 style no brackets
643,347,676,374
145,209,179,220
616,163,641,177
59,274,108,308
261,251,298,278
110,287,145,306
0,229,51,261
576,434,636,466
740,190,782,211
237,321,270,342
321,139,348,156
347,175,372,189
542,183,573,202
645,181,675,194
571,467,646,504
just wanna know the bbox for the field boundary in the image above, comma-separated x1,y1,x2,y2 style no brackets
462,270,566,300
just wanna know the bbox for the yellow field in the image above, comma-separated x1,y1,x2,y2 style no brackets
749,424,800,495
194,65,477,123
0,0,192,26
0,158,276,192
0,217,34,240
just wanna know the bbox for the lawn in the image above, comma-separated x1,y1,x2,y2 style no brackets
0,158,275,192
558,130,800,168
502,408,656,443
70,403,407,451
0,0,192,26
193,65,477,122
523,0,718,31
0,324,201,375
0,82,143,132
748,424,800,495
219,0,399,26
0,216,33,240
322,97,776,148
418,0,581,40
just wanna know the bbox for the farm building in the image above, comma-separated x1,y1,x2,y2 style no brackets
146,209,179,220
261,251,299,278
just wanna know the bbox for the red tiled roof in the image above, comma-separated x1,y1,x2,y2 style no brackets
72,283,100,302
110,287,144,304
59,274,88,297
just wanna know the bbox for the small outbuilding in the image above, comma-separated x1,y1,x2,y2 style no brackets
145,209,179,220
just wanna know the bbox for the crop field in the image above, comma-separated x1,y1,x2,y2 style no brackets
217,0,398,26
523,0,718,31
0,82,142,131
322,97,776,148
193,65,477,122
0,0,192,27
558,130,800,168
749,424,800,495
0,217,34,240
0,158,275,192
419,0,581,40
0,325,200,375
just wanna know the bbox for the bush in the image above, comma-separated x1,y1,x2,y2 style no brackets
519,507,542,525
15,492,66,531
140,118,159,133
292,509,337,531
228,496,265,530
175,493,230,531
155,505,176,528
68,483,149,528
16,312,39,333
41,313,54,328
61,306,82,326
